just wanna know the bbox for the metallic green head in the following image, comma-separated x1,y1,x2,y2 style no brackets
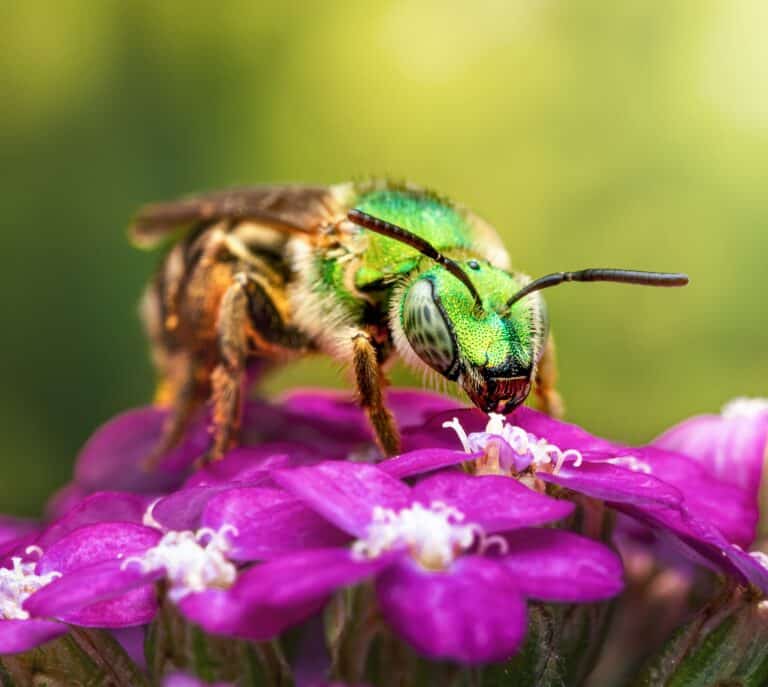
349,205,688,415
396,260,546,413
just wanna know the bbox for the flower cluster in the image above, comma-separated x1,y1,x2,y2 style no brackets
1,389,767,684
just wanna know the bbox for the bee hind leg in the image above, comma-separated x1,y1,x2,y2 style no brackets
142,355,208,471
351,332,401,457
532,334,565,418
208,273,253,462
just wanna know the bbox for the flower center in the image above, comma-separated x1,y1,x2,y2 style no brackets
352,502,492,570
123,527,237,602
443,413,583,475
722,397,768,419
0,557,61,620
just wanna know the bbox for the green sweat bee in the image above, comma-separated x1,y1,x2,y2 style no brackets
131,180,688,463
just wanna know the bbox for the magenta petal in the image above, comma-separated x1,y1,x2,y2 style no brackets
0,619,67,654
150,486,235,532
385,389,464,428
183,445,315,488
538,462,682,507
0,516,39,547
202,488,350,561
272,463,411,537
634,446,757,547
45,482,89,520
498,529,623,602
75,406,210,493
24,559,161,622
241,400,369,457
411,472,573,532
379,449,471,479
508,406,621,453
376,556,526,664
181,548,392,640
178,587,324,642
36,492,149,549
235,548,396,608
37,522,160,574
654,405,768,497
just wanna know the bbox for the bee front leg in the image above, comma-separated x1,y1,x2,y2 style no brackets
533,334,565,418
208,273,252,462
351,332,401,457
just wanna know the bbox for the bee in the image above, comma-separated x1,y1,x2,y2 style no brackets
131,181,688,464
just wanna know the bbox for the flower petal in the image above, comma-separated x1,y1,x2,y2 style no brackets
0,619,67,654
411,472,574,532
376,556,526,664
37,522,160,574
379,449,470,479
233,547,396,608
75,406,209,493
180,548,393,640
241,400,368,458
23,559,161,623
202,487,350,560
178,586,326,643
538,462,682,507
182,445,314,488
498,528,624,602
149,486,234,532
272,463,411,537
634,446,758,548
653,401,768,497
36,492,149,549
508,406,621,453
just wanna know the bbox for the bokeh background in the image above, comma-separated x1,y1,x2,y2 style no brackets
1,1,767,515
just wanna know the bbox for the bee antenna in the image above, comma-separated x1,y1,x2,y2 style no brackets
347,209,485,313
504,268,689,311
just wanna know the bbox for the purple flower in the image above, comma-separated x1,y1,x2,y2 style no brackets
67,389,459,500
22,486,345,635
0,493,156,654
0,556,68,653
384,406,768,591
177,462,622,664
653,397,768,498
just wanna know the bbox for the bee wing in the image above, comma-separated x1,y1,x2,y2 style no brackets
129,185,343,248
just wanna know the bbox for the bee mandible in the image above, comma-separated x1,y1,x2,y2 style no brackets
131,181,688,464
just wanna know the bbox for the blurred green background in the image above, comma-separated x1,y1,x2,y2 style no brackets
1,1,767,516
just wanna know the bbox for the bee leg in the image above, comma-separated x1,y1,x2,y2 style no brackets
351,332,401,457
533,334,565,418
142,356,207,471
208,273,252,462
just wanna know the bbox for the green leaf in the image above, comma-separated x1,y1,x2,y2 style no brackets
633,591,768,687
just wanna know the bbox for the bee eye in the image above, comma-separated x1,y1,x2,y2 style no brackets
402,279,459,379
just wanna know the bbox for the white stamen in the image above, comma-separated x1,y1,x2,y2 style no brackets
121,527,237,602
352,501,486,570
142,499,164,530
24,545,44,560
722,398,768,420
444,415,584,475
442,417,471,453
0,557,61,620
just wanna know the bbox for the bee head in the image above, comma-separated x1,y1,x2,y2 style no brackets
349,208,688,414
396,263,541,413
